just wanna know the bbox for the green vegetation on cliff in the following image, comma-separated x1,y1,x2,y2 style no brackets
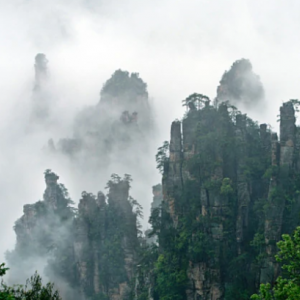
252,226,300,300
6,55,300,300
6,171,143,300
0,264,61,300
140,98,300,300
8,98,300,300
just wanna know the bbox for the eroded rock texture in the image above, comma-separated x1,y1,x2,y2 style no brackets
74,178,139,299
7,170,74,286
157,99,300,299
8,172,141,300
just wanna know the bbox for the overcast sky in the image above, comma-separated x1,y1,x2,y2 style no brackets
0,0,300,262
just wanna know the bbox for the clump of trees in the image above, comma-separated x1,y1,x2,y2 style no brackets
0,264,61,300
155,141,169,174
147,97,300,300
252,226,300,300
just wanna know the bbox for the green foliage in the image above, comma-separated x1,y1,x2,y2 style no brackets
0,264,8,278
155,141,169,174
0,265,61,300
148,200,190,299
6,171,145,299
128,243,158,300
263,166,279,179
10,94,300,300
155,253,188,300
73,174,143,297
288,99,300,112
250,233,266,264
220,178,234,195
182,93,210,110
150,100,279,299
251,227,300,299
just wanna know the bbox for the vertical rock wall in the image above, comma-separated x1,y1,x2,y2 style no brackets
160,100,300,299
261,102,296,283
9,172,140,300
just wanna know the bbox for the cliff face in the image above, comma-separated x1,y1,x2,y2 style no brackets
8,172,142,300
151,184,163,212
156,99,300,299
74,176,140,300
11,171,73,256
261,102,299,284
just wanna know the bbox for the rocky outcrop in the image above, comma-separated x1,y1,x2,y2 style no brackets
54,70,153,170
261,102,297,284
215,58,264,108
235,114,251,255
8,172,141,300
12,171,73,255
163,120,183,226
6,170,75,287
159,99,300,299
151,184,163,212
32,53,51,119
34,53,48,91
99,70,152,132
279,102,296,166
164,104,232,299
73,176,139,300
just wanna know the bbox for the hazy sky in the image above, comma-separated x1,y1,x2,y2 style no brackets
1,0,300,262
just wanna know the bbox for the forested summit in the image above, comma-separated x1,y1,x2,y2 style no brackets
100,69,148,102
50,69,153,170
147,98,300,300
216,58,265,108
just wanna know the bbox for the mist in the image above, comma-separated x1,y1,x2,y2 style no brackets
1,0,300,279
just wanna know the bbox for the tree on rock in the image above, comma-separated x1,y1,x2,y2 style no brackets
251,226,300,300
0,263,61,300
